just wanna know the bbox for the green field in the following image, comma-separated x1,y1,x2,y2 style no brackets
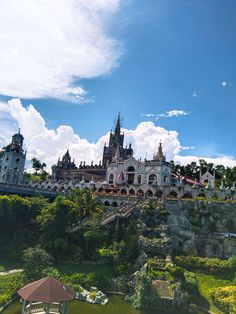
195,272,236,314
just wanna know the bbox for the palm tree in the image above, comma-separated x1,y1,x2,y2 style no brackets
67,189,104,219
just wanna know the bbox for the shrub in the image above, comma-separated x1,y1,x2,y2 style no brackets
174,256,229,274
228,256,236,271
211,286,236,314
0,294,10,305
183,271,198,293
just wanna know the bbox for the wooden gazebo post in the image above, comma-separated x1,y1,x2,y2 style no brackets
18,277,75,314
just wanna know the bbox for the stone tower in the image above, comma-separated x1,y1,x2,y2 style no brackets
102,114,133,166
0,130,26,185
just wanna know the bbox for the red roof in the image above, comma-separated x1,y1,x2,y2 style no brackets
18,277,75,303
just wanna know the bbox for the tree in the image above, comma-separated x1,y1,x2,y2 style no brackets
31,158,46,175
22,246,53,282
37,196,77,258
67,189,104,219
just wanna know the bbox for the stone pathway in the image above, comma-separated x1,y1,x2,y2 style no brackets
0,268,23,276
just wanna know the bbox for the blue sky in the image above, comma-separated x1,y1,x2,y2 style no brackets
0,0,236,166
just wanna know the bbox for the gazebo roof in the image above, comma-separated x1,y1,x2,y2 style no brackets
18,277,75,303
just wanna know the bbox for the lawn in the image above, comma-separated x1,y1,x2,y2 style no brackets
195,272,236,314
57,261,114,277
0,259,20,272
0,273,21,298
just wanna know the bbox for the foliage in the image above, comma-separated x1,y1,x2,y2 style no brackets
31,157,46,174
132,272,153,309
61,272,109,290
194,272,236,314
183,271,198,293
0,273,22,305
211,286,236,314
67,189,104,219
175,256,229,275
22,246,53,282
0,195,47,258
0,294,9,305
37,196,78,258
170,159,236,187
228,256,236,271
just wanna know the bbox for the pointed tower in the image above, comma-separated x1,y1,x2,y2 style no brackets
153,141,166,162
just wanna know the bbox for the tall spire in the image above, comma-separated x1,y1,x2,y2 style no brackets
153,141,165,161
114,112,121,136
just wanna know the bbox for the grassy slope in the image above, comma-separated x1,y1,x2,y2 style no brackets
0,259,20,272
195,272,236,314
57,261,114,276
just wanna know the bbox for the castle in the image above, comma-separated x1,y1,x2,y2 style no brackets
0,131,26,185
0,116,236,201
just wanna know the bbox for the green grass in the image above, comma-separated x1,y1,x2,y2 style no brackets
0,259,20,272
0,273,20,295
57,261,114,277
195,272,236,314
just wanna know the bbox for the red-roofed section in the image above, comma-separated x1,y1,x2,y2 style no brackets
18,277,75,303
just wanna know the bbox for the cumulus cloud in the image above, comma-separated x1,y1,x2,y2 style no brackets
221,81,227,87
192,91,198,97
1,99,236,170
0,0,121,100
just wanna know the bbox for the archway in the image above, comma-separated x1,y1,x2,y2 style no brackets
129,189,135,196
137,189,144,197
108,174,114,184
183,192,193,199
149,174,157,185
120,189,127,195
168,191,178,198
156,190,163,198
111,201,118,207
137,175,142,185
145,190,153,197
104,201,110,207
126,166,135,184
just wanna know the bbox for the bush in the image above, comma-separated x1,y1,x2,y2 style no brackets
228,256,236,271
175,256,229,274
0,294,10,305
183,271,198,293
211,286,236,314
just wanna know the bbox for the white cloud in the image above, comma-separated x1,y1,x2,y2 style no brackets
141,110,189,120
1,99,236,171
192,91,198,97
164,110,189,118
221,81,227,87
180,145,195,151
175,155,236,168
141,113,155,118
0,0,121,100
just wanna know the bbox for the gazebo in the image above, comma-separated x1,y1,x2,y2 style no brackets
17,277,75,314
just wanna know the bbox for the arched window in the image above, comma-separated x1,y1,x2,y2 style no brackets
137,189,144,196
120,189,127,195
183,192,193,199
163,175,168,183
137,175,142,185
126,166,135,184
109,174,114,184
149,174,157,185
145,190,153,197
129,189,135,195
111,201,118,207
168,191,178,198
156,190,163,198
104,201,110,207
